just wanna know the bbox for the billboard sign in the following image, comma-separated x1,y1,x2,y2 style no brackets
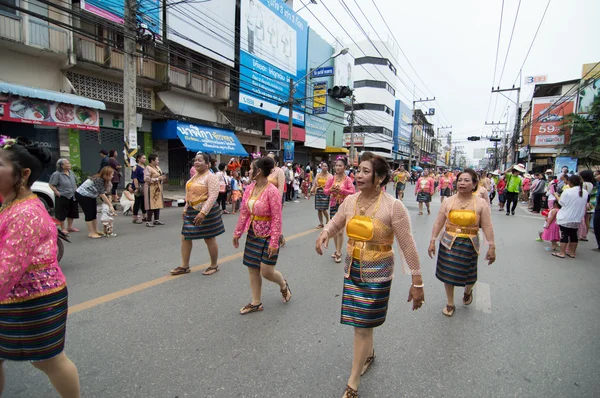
166,0,235,67
393,100,412,152
80,0,161,37
265,120,305,142
312,81,327,114
578,78,599,115
283,141,294,162
312,67,334,78
333,42,353,89
344,133,364,146
525,75,548,85
239,0,308,126
530,96,575,146
554,157,578,175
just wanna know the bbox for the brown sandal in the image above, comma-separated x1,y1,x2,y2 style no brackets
170,266,190,276
442,304,456,317
240,303,263,315
463,290,473,306
361,350,376,376
343,385,358,398
316,224,324,229
334,253,342,263
280,280,292,303
202,265,219,275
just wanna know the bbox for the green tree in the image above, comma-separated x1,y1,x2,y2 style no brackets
561,96,600,168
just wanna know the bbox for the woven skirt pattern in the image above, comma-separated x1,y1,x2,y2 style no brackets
435,237,478,287
182,203,225,240
315,188,329,211
0,287,68,361
242,228,278,268
417,191,432,203
341,260,392,328
330,203,340,218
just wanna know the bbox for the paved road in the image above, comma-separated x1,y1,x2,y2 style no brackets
4,188,600,397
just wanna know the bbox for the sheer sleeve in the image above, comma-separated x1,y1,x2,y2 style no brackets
478,197,495,246
268,186,283,248
0,210,43,298
323,177,334,196
322,197,350,237
276,168,285,195
430,199,449,241
415,178,421,195
391,200,421,275
143,167,151,183
233,183,253,238
202,174,220,214
341,177,356,196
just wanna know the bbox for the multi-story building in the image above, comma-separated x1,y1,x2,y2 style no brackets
412,109,435,167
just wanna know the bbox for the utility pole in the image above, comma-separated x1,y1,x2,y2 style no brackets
123,0,137,185
409,97,435,171
491,83,521,166
485,121,507,171
288,78,294,144
349,95,355,165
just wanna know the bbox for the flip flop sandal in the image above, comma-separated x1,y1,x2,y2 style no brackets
442,305,456,317
170,266,190,275
463,291,473,306
343,385,358,398
335,253,342,263
240,302,263,315
88,234,102,239
331,252,338,258
280,280,292,303
551,253,565,259
68,227,80,232
418,212,423,215
316,224,324,229
565,253,576,258
202,265,219,275
361,350,376,376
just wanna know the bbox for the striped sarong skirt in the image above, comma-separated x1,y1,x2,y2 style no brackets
435,237,478,286
341,260,392,328
243,228,279,268
182,203,225,240
315,188,329,211
330,203,340,218
0,286,68,361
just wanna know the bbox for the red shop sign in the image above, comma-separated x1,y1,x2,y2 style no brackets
265,120,306,142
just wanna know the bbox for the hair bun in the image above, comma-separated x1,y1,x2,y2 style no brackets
16,137,52,167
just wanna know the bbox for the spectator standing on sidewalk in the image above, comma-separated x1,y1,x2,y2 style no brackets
131,153,147,224
216,162,230,214
285,162,294,202
143,154,166,227
552,175,588,259
531,173,547,213
591,170,600,253
48,158,79,235
75,166,115,238
99,148,109,171
107,149,122,202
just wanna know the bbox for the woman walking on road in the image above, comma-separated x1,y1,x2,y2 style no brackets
551,175,589,259
438,171,452,203
144,154,166,227
171,153,224,276
324,157,355,263
0,136,80,397
131,153,147,223
48,158,79,235
315,152,424,398
415,169,435,215
311,162,332,228
233,156,291,314
267,152,287,247
428,169,496,317
75,166,116,239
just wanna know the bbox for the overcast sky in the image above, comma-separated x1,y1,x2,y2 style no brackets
293,0,600,163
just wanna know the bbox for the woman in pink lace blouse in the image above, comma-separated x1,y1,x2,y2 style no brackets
324,156,355,263
233,156,291,315
0,136,80,396
315,152,424,398
415,169,435,215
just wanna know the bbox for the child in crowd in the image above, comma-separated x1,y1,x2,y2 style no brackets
537,201,561,251
231,171,243,214
100,203,116,237
293,176,300,202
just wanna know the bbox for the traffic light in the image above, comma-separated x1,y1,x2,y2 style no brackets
266,129,281,151
328,86,353,99
467,136,481,141
489,137,502,142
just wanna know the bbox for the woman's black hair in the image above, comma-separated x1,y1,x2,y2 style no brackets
218,162,226,171
196,152,211,164
109,149,117,158
568,174,583,197
148,153,158,163
3,137,52,190
125,182,134,191
335,157,348,167
579,169,594,184
359,151,390,186
457,168,479,192
135,153,145,162
254,156,275,177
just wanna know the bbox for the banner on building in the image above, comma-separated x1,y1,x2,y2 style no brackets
80,0,162,38
578,62,600,115
312,81,327,114
554,157,578,175
283,141,294,163
239,0,308,126
344,133,364,146
530,96,575,146
0,95,100,131
265,120,306,142
525,75,548,85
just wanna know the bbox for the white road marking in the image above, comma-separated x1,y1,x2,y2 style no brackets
475,282,492,314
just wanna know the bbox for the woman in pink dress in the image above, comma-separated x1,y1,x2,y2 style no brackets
0,136,80,396
233,156,291,314
540,201,561,251
415,169,435,215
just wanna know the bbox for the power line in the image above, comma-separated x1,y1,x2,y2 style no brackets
497,0,522,87
486,0,505,123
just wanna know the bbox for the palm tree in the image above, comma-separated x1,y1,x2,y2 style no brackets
561,96,600,168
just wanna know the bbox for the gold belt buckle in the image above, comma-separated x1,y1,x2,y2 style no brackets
456,228,462,233
354,241,366,249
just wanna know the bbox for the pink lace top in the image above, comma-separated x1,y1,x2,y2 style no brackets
268,166,286,196
234,182,283,248
415,177,435,195
0,195,66,303
185,171,219,215
322,192,422,282
323,175,355,207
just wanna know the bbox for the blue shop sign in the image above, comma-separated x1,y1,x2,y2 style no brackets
312,67,334,77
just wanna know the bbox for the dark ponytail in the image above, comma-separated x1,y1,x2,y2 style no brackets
3,137,52,190
568,175,583,197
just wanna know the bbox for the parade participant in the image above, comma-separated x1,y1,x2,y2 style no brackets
324,157,355,263
216,163,230,214
144,154,166,227
315,152,424,398
551,175,589,259
428,168,496,317
488,173,496,204
0,136,80,397
438,171,452,203
393,165,410,200
310,162,332,228
233,156,291,315
171,152,224,276
504,164,524,216
131,153,147,224
75,166,115,239
267,152,286,246
475,176,489,201
592,170,600,253
49,158,79,235
496,175,507,212
415,169,435,215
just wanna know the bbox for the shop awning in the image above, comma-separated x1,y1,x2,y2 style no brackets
152,120,248,157
0,81,106,109
322,146,349,154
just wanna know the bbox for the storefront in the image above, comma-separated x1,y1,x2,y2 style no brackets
0,81,105,181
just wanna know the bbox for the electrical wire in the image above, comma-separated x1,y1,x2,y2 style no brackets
497,0,522,88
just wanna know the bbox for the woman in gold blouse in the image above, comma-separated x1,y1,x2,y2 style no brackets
310,162,332,229
170,153,225,276
315,152,424,398
428,168,496,317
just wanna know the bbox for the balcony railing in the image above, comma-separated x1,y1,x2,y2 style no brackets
191,74,210,95
139,58,167,81
75,35,105,64
28,19,69,53
109,48,124,70
0,12,21,42
169,66,188,88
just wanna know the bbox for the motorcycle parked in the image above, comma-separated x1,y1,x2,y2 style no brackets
52,217,70,262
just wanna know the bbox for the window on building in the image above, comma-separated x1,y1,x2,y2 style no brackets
355,56,388,66
344,125,393,137
348,103,394,117
354,80,395,95
0,0,17,16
